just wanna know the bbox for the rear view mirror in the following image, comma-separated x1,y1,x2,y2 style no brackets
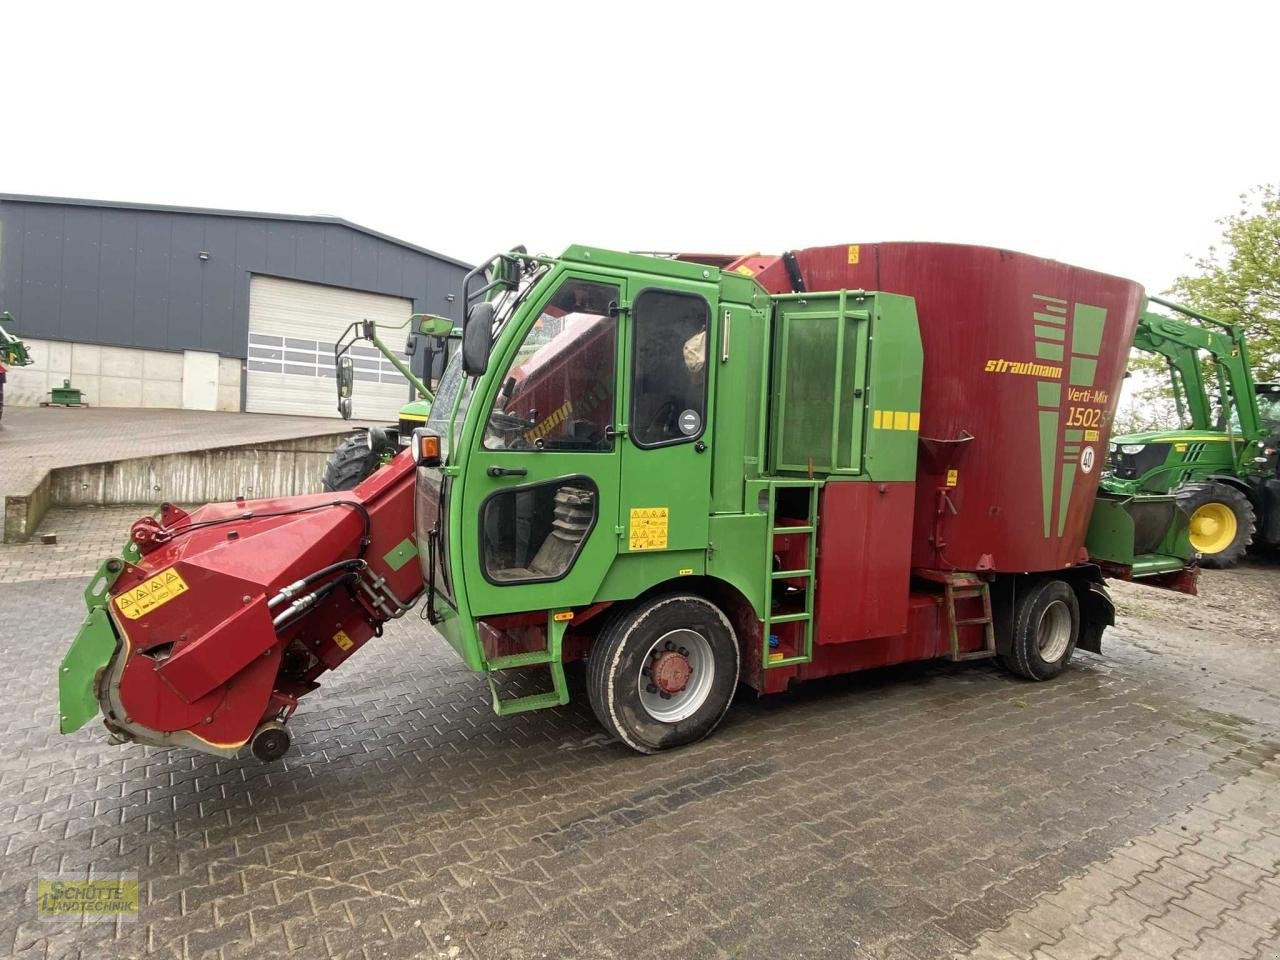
417,314,454,337
337,356,355,419
463,302,494,376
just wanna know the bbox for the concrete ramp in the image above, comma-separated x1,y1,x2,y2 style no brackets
1,407,373,542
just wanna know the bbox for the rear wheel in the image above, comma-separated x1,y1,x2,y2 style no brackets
1001,578,1080,681
321,432,381,492
587,594,740,753
1175,482,1255,569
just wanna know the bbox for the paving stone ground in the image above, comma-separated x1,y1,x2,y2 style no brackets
0,508,1277,960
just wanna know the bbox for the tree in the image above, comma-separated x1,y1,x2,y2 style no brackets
1113,185,1280,434
1170,184,1280,381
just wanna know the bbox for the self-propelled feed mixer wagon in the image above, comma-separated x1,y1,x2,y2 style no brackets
58,242,1196,760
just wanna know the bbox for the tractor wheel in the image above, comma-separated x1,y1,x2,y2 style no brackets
321,433,381,492
1175,482,1255,569
587,594,740,754
1001,578,1080,681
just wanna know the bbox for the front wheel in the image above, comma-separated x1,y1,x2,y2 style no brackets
1001,578,1080,681
1175,482,1255,569
587,594,740,753
321,432,382,492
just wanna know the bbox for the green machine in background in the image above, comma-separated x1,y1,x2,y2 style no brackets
1104,296,1280,567
0,311,34,422
322,313,456,491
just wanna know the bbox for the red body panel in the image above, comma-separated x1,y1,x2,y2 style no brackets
814,481,914,644
787,243,1144,572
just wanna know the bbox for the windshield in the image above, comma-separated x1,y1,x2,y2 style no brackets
1259,388,1280,431
424,350,473,462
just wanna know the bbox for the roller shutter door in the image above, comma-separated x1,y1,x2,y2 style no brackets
246,275,413,419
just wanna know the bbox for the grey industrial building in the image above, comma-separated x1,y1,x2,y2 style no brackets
0,194,469,419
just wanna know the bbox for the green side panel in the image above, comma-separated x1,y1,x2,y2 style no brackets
382,537,419,572
1057,463,1077,536
59,606,118,734
706,510,771,620
1038,410,1059,537
710,299,765,514
1069,356,1098,386
862,293,924,483
1037,382,1061,407
593,550,709,604
1064,428,1083,442
1071,304,1107,357
1035,341,1064,362
1034,324,1065,341
1032,310,1067,325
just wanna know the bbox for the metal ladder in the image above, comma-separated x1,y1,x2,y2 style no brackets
939,573,996,661
483,610,572,715
762,481,818,668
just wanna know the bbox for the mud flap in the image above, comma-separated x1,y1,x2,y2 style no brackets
59,606,119,734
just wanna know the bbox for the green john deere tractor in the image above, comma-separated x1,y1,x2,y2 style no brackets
322,314,456,491
1103,296,1280,567
0,311,35,424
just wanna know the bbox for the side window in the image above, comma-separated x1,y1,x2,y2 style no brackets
481,478,598,584
630,290,710,448
483,279,619,452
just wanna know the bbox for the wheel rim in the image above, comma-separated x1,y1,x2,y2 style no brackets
1189,502,1237,555
637,628,715,723
1036,600,1072,664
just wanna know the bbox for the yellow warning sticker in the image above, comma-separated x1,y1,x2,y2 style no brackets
628,507,668,551
847,244,860,265
678,568,694,576
946,468,959,488
333,629,354,651
114,569,189,620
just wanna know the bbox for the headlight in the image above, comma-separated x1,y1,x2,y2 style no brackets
1119,444,1146,455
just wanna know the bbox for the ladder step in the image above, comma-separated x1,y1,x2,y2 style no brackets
950,650,999,662
773,525,813,534
771,569,812,579
769,611,811,624
491,690,565,715
955,617,992,627
486,651,554,671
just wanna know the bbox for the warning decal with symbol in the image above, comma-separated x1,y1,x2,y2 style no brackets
114,569,190,620
628,507,669,551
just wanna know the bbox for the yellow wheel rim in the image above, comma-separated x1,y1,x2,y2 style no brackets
1189,503,1237,555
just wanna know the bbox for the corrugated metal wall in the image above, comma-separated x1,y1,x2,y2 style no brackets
0,197,469,359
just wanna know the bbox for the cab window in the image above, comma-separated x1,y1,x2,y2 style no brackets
630,289,710,447
482,279,619,452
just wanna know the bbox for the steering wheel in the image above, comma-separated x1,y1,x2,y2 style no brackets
642,398,681,440
487,410,531,449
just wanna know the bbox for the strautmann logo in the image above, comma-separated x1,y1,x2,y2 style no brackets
983,358,1064,378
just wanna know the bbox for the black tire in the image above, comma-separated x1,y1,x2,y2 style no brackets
587,593,740,754
1001,578,1080,681
321,433,381,492
1174,482,1255,569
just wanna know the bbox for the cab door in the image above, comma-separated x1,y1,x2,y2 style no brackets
617,280,716,558
459,273,626,618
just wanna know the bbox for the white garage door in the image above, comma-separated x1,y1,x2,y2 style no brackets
246,275,414,419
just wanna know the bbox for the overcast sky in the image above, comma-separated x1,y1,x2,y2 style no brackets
5,2,1277,293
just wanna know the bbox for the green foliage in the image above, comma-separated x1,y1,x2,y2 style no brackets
1115,185,1280,435
1170,184,1280,381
